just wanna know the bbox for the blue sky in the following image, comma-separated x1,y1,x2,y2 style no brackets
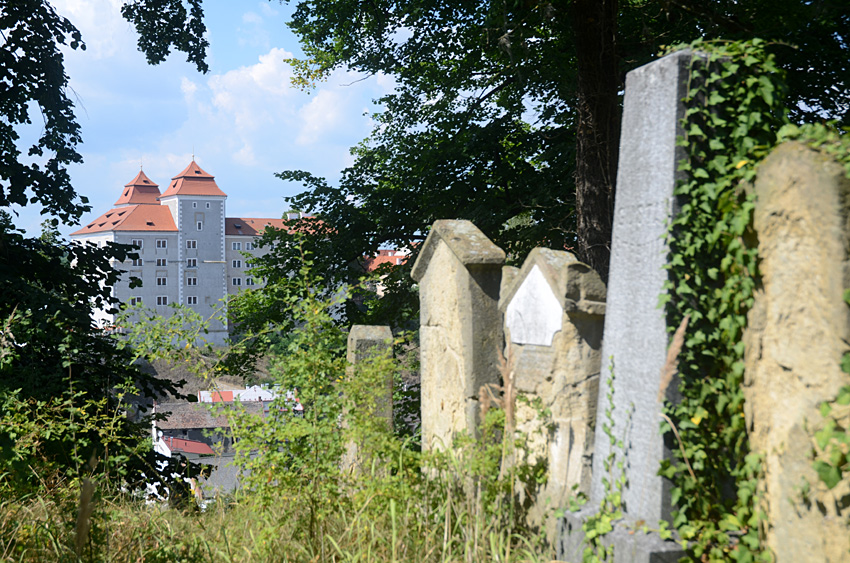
22,0,393,237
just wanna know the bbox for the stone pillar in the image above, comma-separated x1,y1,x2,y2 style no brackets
744,141,850,561
411,220,505,450
342,325,394,472
499,247,605,526
559,51,694,562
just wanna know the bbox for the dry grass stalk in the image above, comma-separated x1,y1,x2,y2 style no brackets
657,314,690,402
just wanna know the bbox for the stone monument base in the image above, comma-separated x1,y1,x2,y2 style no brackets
558,510,686,563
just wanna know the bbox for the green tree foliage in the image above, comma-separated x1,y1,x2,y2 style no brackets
247,0,849,331
123,1,849,331
0,0,204,491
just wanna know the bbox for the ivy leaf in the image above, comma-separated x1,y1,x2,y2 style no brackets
814,460,842,489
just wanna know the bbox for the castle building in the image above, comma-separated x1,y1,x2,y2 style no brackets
71,161,298,346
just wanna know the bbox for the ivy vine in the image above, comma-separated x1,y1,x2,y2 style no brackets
660,39,789,562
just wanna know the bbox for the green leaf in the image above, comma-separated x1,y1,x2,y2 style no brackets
814,460,842,489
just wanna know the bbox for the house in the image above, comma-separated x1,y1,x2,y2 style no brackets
70,161,309,345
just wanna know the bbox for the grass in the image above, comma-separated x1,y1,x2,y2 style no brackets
0,480,551,562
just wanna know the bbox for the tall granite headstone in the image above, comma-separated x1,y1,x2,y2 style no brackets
499,247,605,530
744,142,850,561
411,220,505,450
559,50,695,562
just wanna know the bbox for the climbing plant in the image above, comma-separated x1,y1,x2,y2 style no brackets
660,39,790,561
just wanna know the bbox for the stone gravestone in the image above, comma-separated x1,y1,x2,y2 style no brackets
411,219,505,450
744,142,850,561
499,247,606,529
558,50,695,562
342,325,394,473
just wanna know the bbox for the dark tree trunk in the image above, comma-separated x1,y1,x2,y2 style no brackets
572,0,620,284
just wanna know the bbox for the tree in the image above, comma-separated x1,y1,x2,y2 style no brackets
0,0,209,400
0,1,211,488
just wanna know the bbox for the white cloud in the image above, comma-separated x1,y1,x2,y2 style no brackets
53,0,134,60
297,90,344,145
180,77,198,98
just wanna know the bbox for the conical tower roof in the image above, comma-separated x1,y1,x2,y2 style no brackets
114,170,161,206
160,161,227,198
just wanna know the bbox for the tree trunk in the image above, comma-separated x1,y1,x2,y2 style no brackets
572,0,620,284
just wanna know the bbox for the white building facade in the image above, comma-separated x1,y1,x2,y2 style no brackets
72,161,293,346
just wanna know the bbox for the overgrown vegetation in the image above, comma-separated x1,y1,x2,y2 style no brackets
0,261,553,561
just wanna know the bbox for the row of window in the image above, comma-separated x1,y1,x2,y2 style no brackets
129,259,250,268
132,296,199,306
143,276,258,288
155,277,199,286
130,280,255,307
130,239,256,250
192,202,212,209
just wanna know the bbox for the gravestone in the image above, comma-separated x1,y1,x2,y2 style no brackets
744,142,850,561
411,219,505,449
558,50,694,562
342,325,394,473
499,247,605,529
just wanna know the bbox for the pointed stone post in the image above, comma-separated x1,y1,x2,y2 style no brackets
411,220,505,450
499,247,606,529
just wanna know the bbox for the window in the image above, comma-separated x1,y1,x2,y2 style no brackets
232,242,242,250
131,239,143,249
232,278,242,286
156,277,167,286
156,258,167,267
206,202,210,209
131,258,143,267
130,297,142,306
156,239,167,249
246,261,255,268
192,202,197,208
196,221,203,231
187,258,197,268
186,240,197,249
156,296,168,306
187,277,198,286
187,296,198,305
232,260,241,268
245,242,254,250
246,278,255,287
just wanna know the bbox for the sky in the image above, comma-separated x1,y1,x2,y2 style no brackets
19,0,393,237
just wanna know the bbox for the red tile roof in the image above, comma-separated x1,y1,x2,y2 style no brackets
161,436,215,456
114,170,161,206
225,217,313,236
71,205,178,235
363,249,410,272
160,161,227,198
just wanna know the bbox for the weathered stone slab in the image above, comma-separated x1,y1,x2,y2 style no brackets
342,325,394,472
412,220,505,449
499,247,605,531
559,50,693,562
744,141,850,561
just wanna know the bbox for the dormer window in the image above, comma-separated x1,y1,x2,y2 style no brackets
234,223,242,229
